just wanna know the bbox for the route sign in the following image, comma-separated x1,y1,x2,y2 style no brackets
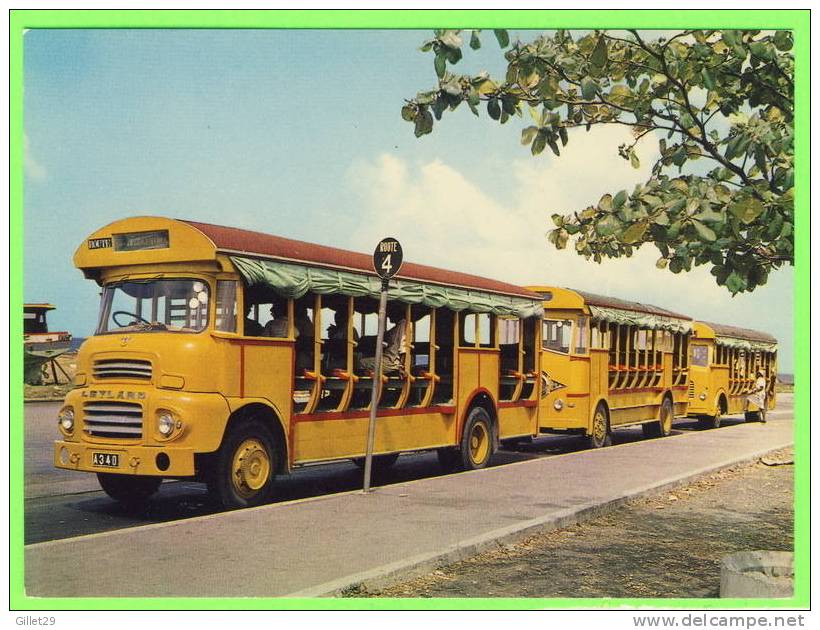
373,237,403,279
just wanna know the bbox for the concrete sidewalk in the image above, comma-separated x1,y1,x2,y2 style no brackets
25,412,793,598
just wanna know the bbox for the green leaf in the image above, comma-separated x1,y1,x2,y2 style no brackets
590,35,608,69
470,30,481,50
494,29,510,48
581,77,599,101
725,271,747,294
613,190,628,209
595,214,621,236
434,53,446,78
701,67,716,91
607,84,632,105
521,126,539,145
773,30,793,51
729,197,765,224
692,219,717,242
488,98,501,120
620,221,648,244
547,137,560,156
598,193,613,213
551,213,564,227
401,104,417,122
656,257,669,269
629,151,640,169
531,129,547,155
558,126,568,146
414,108,434,137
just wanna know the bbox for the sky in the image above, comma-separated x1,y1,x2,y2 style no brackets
23,28,794,371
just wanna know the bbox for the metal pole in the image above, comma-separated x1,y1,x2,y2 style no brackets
363,278,390,493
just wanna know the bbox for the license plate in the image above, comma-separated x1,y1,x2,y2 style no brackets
91,452,120,468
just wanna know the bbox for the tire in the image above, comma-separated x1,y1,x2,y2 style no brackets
97,473,161,507
352,452,400,472
208,420,277,510
459,406,495,470
643,397,674,438
585,403,612,449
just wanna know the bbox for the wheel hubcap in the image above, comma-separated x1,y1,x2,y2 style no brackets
469,422,489,464
593,411,607,443
232,438,271,498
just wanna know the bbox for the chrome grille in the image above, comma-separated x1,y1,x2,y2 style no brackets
94,358,152,380
688,382,695,398
83,401,143,438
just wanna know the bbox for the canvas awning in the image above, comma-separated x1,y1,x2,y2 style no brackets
588,305,692,334
714,335,777,353
230,256,543,319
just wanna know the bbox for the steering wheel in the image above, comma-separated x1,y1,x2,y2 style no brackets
112,310,152,327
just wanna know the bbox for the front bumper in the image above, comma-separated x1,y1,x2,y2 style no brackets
54,441,196,477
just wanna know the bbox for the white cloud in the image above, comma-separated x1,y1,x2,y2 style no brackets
24,133,47,181
345,124,793,370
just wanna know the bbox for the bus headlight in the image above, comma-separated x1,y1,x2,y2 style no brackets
553,399,564,411
699,393,707,401
156,410,176,437
57,407,74,434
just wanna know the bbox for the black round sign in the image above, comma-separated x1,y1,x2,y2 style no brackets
373,237,403,279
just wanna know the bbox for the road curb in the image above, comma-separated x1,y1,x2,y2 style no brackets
288,440,793,597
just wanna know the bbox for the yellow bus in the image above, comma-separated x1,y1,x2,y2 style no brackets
525,287,692,447
687,321,778,427
54,217,544,508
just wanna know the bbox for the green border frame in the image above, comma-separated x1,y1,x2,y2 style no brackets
9,9,810,611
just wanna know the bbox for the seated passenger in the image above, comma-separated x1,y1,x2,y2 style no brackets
294,303,315,370
264,301,289,338
360,305,406,374
327,308,360,342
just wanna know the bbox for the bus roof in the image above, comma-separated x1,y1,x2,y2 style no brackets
698,321,778,345
525,286,691,321
182,219,538,300
573,289,692,321
75,216,538,301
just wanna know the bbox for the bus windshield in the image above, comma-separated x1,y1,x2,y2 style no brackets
96,279,210,334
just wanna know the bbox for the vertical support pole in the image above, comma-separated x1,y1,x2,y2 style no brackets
363,278,390,493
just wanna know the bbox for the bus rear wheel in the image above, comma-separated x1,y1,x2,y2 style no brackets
644,397,674,438
586,403,611,449
459,406,495,471
97,473,161,508
209,420,277,510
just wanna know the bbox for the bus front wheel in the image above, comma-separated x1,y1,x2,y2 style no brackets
586,403,612,449
209,420,277,509
97,473,161,507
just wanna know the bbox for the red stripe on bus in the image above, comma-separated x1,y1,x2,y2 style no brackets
228,338,294,347
294,405,457,423
498,400,538,409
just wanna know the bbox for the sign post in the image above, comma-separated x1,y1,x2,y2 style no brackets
363,237,403,493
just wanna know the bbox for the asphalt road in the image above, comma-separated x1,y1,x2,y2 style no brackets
23,395,792,545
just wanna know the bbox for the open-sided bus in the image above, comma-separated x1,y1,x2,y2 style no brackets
687,321,778,427
525,286,692,447
54,217,544,508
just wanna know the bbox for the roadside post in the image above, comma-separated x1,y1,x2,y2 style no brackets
363,237,403,493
